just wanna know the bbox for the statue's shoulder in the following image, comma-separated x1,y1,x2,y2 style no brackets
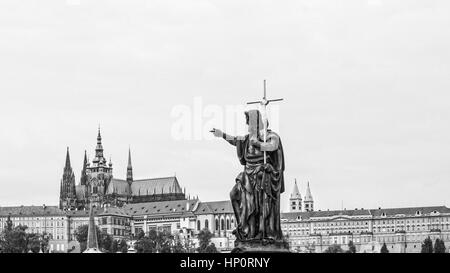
267,130,281,140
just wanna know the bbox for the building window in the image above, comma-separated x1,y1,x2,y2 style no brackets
221,219,225,230
227,219,230,230
215,219,219,231
205,220,209,229
197,220,201,231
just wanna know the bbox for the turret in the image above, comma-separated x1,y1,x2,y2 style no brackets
289,179,302,212
304,181,314,212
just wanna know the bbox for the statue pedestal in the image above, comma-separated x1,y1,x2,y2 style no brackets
231,238,290,253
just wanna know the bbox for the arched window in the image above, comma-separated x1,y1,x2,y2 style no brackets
227,219,230,230
205,219,209,229
197,220,201,231
221,219,225,230
215,219,219,231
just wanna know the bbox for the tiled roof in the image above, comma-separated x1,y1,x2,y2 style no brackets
281,206,450,221
99,207,130,217
0,206,65,217
123,199,199,217
195,201,233,215
65,207,104,217
106,178,131,196
282,209,372,221
130,176,183,196
369,206,450,217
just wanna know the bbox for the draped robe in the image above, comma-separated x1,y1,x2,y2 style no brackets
230,128,285,241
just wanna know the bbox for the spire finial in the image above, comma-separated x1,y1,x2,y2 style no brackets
65,147,71,169
97,125,102,139
127,148,133,183
127,147,132,168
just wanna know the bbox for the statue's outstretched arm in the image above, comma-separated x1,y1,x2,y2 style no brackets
212,128,240,146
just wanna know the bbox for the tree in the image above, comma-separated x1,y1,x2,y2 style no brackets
196,229,218,253
197,229,213,253
380,243,389,253
110,240,118,253
135,230,145,240
205,243,218,253
324,244,344,253
134,229,187,253
421,237,433,253
119,239,128,253
99,231,113,253
172,238,187,253
347,241,356,253
0,225,28,253
26,233,42,253
135,236,156,253
434,239,446,253
74,224,106,252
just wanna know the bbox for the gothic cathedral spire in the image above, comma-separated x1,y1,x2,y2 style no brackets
59,147,76,210
127,147,133,183
80,150,88,186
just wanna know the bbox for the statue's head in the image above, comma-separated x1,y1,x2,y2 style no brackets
245,109,268,139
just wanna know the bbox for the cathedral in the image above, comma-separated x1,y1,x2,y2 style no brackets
59,128,186,210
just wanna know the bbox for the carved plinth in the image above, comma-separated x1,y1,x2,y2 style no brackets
231,238,290,253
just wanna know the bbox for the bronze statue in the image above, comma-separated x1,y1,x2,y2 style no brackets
212,109,287,251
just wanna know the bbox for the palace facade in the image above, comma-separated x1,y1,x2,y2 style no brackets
282,183,450,253
0,199,236,253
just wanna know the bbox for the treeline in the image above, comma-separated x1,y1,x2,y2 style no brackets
0,216,49,253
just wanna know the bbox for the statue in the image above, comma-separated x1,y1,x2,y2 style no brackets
211,81,289,252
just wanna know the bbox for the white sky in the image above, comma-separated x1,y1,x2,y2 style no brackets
1,0,450,212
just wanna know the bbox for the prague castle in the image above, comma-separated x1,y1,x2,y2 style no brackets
59,128,186,210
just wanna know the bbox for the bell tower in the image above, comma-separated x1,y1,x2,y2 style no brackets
304,181,314,212
289,179,302,212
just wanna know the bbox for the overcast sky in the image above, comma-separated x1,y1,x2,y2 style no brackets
1,0,450,212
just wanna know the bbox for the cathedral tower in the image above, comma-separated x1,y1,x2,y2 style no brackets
59,147,77,210
304,181,314,212
85,127,113,207
289,179,302,212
